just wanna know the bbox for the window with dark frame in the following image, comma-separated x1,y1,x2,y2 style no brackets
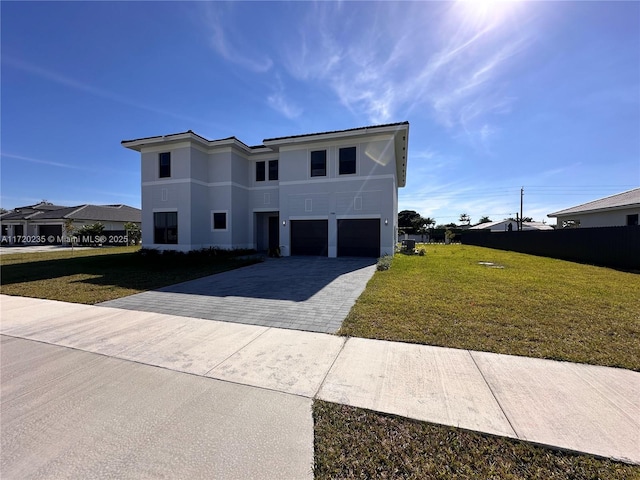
269,160,279,181
159,152,171,178
213,212,227,230
154,212,177,244
256,161,265,182
310,150,327,177
627,214,639,226
339,146,356,175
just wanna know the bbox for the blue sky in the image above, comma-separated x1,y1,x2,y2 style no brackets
2,1,639,225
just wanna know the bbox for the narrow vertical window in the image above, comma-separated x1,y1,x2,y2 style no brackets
310,150,326,177
268,159,279,181
256,161,265,182
339,146,356,175
159,152,171,178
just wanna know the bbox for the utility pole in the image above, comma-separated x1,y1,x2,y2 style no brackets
520,187,524,231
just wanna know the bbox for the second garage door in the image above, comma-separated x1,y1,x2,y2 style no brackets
337,219,380,257
290,220,328,256
39,225,63,244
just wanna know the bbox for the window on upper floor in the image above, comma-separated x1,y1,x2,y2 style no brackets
269,160,279,181
159,152,171,178
627,214,639,226
154,211,177,244
310,150,327,177
213,212,227,230
256,161,266,182
339,146,356,175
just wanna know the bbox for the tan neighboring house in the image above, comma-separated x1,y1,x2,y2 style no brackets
0,202,141,244
547,188,640,228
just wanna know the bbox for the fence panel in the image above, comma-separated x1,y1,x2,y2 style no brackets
462,226,640,270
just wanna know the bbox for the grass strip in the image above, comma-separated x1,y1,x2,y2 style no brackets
313,400,639,479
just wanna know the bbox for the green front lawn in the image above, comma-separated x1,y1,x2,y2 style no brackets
339,245,640,371
0,246,261,304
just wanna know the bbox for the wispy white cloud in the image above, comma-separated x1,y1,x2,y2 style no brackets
281,2,531,141
1,152,137,176
267,74,302,119
1,152,84,170
2,55,213,127
267,92,302,119
538,162,584,178
201,3,273,73
79,190,140,201
194,2,531,140
408,148,460,177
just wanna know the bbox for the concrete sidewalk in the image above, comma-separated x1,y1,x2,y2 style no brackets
1,294,639,468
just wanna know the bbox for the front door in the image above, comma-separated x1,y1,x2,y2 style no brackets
14,225,24,244
268,216,279,250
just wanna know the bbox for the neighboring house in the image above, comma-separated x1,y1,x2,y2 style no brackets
547,188,640,228
122,122,409,257
0,203,141,244
469,220,554,232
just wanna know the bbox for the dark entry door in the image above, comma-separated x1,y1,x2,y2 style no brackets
337,219,380,257
290,220,328,256
14,225,24,243
268,216,279,250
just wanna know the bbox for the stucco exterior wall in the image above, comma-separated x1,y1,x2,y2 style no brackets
208,151,232,184
209,183,232,249
276,135,397,257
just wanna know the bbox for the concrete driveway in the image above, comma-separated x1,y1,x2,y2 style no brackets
1,335,313,479
100,256,376,333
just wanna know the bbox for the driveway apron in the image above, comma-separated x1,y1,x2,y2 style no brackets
99,256,376,333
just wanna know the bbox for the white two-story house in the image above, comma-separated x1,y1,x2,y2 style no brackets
122,122,409,257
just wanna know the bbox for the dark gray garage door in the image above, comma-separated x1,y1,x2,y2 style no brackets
338,219,380,257
290,220,328,256
39,225,62,244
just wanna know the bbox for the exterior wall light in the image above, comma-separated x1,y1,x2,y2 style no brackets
384,218,388,225
282,220,286,226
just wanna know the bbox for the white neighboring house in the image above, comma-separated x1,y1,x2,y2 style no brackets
469,220,554,232
0,203,141,244
547,188,640,228
122,122,409,257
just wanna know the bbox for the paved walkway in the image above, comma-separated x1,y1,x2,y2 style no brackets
1,294,638,475
100,257,376,333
